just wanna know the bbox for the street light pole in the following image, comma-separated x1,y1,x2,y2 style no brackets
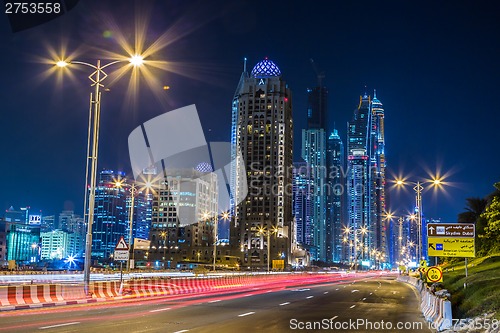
414,181,424,261
127,183,137,271
213,215,217,272
398,216,404,263
55,56,144,296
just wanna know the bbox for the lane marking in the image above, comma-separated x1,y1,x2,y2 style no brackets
306,296,314,299
335,288,339,291
279,302,290,306
362,298,366,301
238,312,255,317
243,294,252,297
369,292,373,295
208,300,221,303
330,315,338,320
350,305,356,308
39,322,80,330
324,291,329,294
173,330,189,333
266,290,273,293
351,290,359,293
150,307,171,313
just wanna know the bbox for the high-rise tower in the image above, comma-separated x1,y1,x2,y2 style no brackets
302,84,328,262
91,170,128,259
346,92,387,267
327,129,345,262
231,58,293,269
370,91,387,264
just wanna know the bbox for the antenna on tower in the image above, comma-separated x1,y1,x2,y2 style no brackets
243,57,247,72
373,89,377,99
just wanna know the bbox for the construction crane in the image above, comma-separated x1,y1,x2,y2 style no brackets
310,58,325,88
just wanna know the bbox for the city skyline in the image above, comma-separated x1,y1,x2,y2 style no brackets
1,1,500,225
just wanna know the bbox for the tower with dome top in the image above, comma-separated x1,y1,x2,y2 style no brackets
230,58,293,269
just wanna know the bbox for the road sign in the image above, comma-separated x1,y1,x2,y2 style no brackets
272,260,284,270
426,266,443,283
114,236,130,261
427,223,475,258
428,237,475,257
114,250,129,261
418,267,428,274
115,236,129,251
420,259,428,268
427,223,474,238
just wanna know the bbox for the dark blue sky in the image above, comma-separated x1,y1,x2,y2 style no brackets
1,0,499,222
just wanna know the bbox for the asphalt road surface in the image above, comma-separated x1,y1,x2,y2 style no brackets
0,275,432,333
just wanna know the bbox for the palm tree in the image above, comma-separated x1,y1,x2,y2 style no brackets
458,197,487,224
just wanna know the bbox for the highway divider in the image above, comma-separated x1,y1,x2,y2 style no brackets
397,275,452,331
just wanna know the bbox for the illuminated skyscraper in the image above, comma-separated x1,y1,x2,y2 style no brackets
346,92,387,267
292,161,312,246
231,58,293,269
327,129,345,262
301,84,328,262
370,91,387,264
91,170,128,259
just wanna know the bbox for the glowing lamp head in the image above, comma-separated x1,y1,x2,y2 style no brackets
129,54,144,67
56,60,68,68
115,181,123,188
433,179,442,186
396,180,404,186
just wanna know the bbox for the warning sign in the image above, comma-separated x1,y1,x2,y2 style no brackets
114,236,129,261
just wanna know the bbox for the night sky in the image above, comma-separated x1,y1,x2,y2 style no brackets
1,0,499,224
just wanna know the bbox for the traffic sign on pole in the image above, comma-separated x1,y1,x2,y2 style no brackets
426,266,443,283
427,223,475,258
114,236,129,261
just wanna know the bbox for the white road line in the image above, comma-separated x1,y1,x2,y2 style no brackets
149,307,171,313
350,305,356,309
208,300,221,303
39,322,80,330
369,292,373,295
324,291,329,294
238,312,255,317
335,288,339,291
266,290,273,293
279,302,290,306
243,294,252,297
330,315,338,320
351,290,359,293
306,296,314,299
362,298,366,301
173,330,189,333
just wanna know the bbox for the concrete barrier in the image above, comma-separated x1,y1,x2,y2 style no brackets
397,275,452,332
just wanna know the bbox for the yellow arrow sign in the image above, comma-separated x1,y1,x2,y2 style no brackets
426,266,443,283
428,237,475,257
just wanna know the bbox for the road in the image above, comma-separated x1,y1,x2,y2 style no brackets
0,275,431,333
